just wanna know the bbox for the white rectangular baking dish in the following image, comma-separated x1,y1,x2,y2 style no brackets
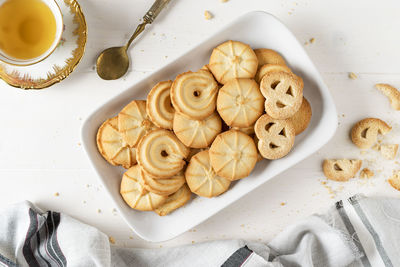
82,11,337,242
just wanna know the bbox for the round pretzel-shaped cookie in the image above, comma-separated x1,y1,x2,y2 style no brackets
254,114,295,159
120,165,167,211
208,40,258,84
146,80,174,130
170,70,218,120
96,117,136,169
255,63,292,83
351,118,391,149
217,78,264,127
118,100,156,147
136,129,189,178
323,159,362,182
173,112,221,148
286,97,312,135
260,71,304,119
209,130,258,181
185,150,231,198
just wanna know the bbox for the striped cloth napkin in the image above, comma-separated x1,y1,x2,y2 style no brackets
0,194,398,267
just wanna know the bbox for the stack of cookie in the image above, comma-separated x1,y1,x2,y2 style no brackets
96,40,312,216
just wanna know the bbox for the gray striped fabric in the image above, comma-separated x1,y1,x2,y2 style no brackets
0,195,399,267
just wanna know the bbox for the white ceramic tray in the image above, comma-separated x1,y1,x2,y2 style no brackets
82,11,337,242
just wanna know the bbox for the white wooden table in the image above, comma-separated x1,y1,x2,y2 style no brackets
1,0,400,248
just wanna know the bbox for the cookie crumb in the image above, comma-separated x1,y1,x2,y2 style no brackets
309,38,315,44
360,168,374,179
280,202,286,206
204,10,213,20
360,150,367,155
97,209,101,213
348,72,357,80
372,144,381,151
191,240,195,244
109,236,115,244
240,224,245,227
129,236,133,240
54,192,59,197
380,144,399,160
83,200,86,204
220,0,228,2
388,170,400,191
77,142,81,146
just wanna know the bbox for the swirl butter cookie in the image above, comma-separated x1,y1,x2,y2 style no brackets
260,71,303,119
217,79,264,127
136,129,189,178
208,40,258,84
154,184,192,216
254,48,286,66
120,165,167,211
96,117,136,169
255,64,292,84
323,159,362,182
146,80,174,130
286,97,312,135
351,118,391,149
254,114,295,159
170,70,218,120
185,150,231,197
173,112,221,148
118,100,156,147
209,130,258,180
139,169,186,196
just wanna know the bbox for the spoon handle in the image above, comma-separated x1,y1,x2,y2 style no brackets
125,0,171,49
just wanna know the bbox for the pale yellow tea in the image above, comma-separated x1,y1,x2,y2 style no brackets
0,0,57,60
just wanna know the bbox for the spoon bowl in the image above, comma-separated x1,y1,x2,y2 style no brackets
96,46,129,80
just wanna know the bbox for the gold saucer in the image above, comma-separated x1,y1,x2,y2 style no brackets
0,0,87,89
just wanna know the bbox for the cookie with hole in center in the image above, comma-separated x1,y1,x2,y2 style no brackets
170,70,218,120
350,118,391,149
154,184,192,216
173,112,222,148
136,129,189,178
254,114,295,159
185,150,231,197
254,48,286,67
217,78,264,127
146,80,174,130
209,130,258,180
260,71,303,119
286,97,312,135
120,165,167,211
255,63,292,84
208,40,258,84
323,159,362,182
138,168,186,196
118,100,157,147
96,117,136,169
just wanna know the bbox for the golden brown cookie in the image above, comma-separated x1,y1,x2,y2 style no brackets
254,48,286,67
217,78,264,127
154,184,192,216
173,112,222,148
96,117,136,169
260,71,304,119
375,83,400,110
322,159,362,182
351,118,391,149
380,144,398,160
186,148,204,162
118,100,156,147
208,40,258,84
286,97,312,135
146,80,174,130
136,129,189,178
388,171,400,191
360,168,374,179
120,165,167,211
170,70,218,120
255,64,292,84
254,114,295,159
185,150,231,197
139,169,186,196
209,130,258,180
253,135,264,162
